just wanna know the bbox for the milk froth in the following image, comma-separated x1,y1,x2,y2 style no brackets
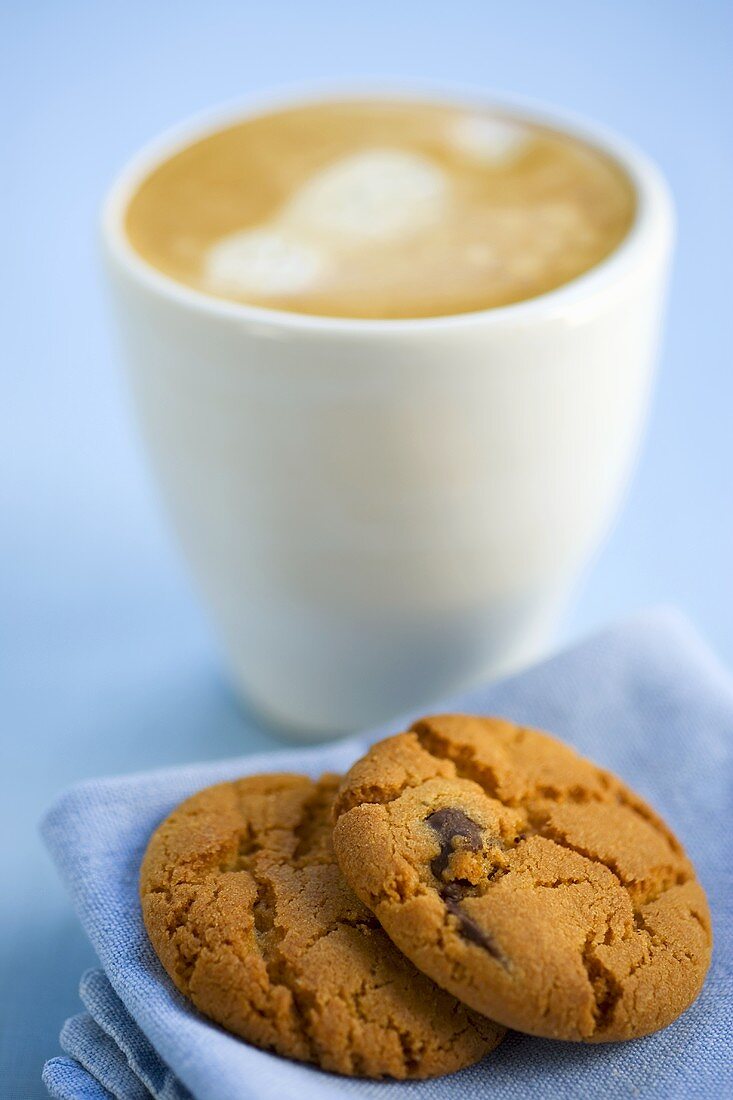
125,99,635,319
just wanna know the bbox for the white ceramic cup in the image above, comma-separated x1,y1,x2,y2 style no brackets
103,87,673,739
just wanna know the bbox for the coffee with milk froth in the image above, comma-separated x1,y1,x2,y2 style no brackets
125,99,636,320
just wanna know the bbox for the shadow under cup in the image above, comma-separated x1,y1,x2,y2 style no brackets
102,90,674,739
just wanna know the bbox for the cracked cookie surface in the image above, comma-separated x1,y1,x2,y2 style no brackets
140,772,504,1079
332,715,712,1042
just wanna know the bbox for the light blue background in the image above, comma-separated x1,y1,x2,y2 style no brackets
2,2,732,1096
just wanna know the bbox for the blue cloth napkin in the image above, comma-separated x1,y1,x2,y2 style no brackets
41,609,732,1100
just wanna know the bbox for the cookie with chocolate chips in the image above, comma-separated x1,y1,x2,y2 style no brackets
332,715,712,1042
140,772,504,1079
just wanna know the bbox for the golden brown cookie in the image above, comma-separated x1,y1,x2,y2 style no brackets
332,715,712,1042
140,772,504,1079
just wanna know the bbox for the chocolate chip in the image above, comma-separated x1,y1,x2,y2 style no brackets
443,896,505,963
425,807,483,880
425,808,507,965
441,881,470,902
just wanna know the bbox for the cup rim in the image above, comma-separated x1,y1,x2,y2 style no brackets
102,80,674,335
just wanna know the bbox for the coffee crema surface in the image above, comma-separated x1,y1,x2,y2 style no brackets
125,100,636,319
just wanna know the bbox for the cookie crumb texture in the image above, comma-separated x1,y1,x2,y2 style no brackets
140,773,503,1079
332,716,712,1042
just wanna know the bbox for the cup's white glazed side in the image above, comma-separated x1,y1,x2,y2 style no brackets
104,93,673,737
108,233,668,736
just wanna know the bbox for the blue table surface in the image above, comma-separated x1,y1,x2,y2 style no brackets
3,2,732,1096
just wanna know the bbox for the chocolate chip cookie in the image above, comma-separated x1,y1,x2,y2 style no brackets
140,772,504,1079
332,715,712,1042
